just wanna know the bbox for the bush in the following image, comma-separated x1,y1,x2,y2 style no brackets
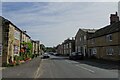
7,63,14,67
19,56,24,61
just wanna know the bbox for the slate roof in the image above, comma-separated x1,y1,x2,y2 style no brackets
81,29,97,33
91,21,120,39
0,16,31,38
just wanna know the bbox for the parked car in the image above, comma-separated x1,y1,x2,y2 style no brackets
53,53,60,56
69,52,84,60
49,52,54,55
42,53,50,59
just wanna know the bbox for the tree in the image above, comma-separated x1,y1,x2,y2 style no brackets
45,47,56,52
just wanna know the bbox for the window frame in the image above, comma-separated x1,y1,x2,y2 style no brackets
106,34,112,42
106,47,114,55
92,48,97,55
0,43,2,56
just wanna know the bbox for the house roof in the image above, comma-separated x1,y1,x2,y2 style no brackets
75,28,97,38
91,21,120,38
0,16,31,38
81,29,97,33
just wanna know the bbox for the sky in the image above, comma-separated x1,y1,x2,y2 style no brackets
0,1,119,47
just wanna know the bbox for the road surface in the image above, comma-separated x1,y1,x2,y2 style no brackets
2,55,119,79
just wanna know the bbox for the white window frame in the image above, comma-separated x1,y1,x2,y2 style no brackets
78,46,80,52
14,45,19,55
92,48,97,55
119,46,120,55
0,43,2,56
80,37,82,41
75,46,77,52
91,39,95,44
106,34,112,42
84,36,86,40
69,43,71,48
106,47,114,55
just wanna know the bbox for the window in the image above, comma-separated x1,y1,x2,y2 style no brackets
106,47,114,55
69,43,71,48
67,44,68,48
64,45,65,48
91,39,95,44
84,36,86,40
0,44,2,56
14,46,19,55
80,37,82,41
106,34,112,41
118,46,120,55
75,46,77,52
70,49,71,54
92,48,97,55
76,40,77,44
78,46,80,52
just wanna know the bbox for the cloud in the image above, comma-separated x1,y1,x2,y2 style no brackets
1,0,120,2
2,2,118,47
0,2,2,15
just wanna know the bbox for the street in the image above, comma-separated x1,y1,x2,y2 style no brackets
2,55,119,79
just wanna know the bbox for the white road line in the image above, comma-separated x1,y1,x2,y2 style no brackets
65,60,72,63
65,60,79,64
34,61,42,78
76,65,95,73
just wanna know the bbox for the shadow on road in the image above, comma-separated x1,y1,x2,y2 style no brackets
49,56,119,70
75,59,119,70
49,57,68,60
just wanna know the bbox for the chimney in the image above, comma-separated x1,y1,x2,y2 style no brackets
110,12,119,25
72,37,75,40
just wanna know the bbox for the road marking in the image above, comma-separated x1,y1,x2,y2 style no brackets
76,65,95,73
34,61,42,79
65,60,72,63
65,60,79,64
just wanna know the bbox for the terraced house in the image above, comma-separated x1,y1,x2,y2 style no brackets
31,40,40,57
56,43,64,55
75,29,96,58
88,12,120,61
0,16,41,66
56,44,61,55
60,38,75,56
0,17,2,66
0,16,24,65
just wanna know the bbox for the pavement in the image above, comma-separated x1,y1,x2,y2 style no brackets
0,67,6,71
2,56,42,78
1,55,120,79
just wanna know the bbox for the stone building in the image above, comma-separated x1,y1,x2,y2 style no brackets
31,40,40,56
0,16,22,65
56,44,61,54
0,16,40,66
0,17,2,66
56,38,75,56
87,12,120,61
75,29,96,57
